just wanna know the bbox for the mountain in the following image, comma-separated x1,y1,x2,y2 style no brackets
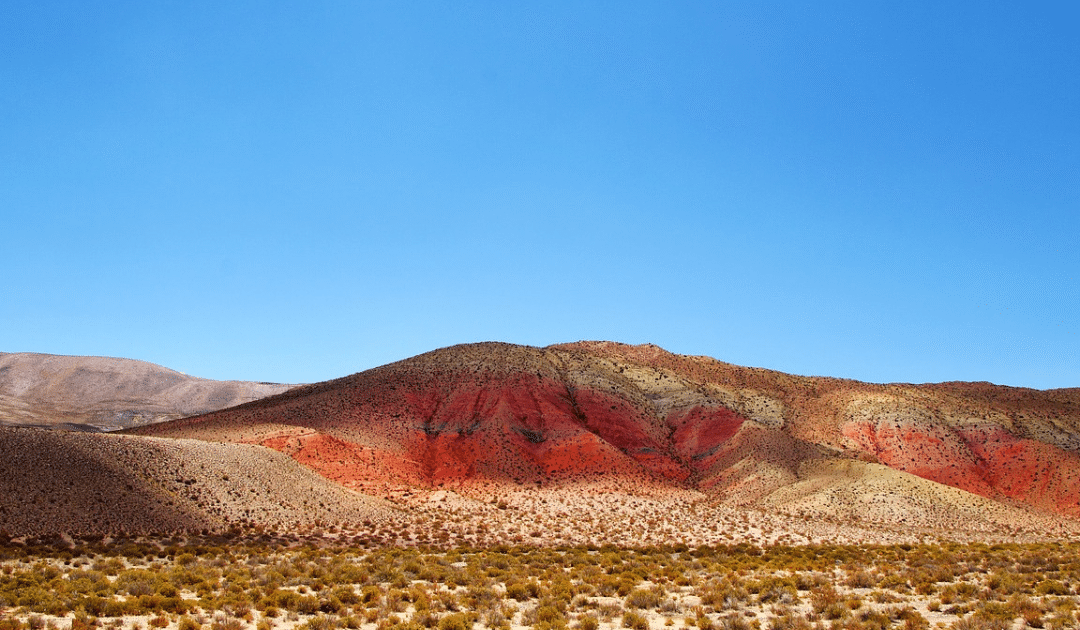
0,352,293,431
127,341,1080,539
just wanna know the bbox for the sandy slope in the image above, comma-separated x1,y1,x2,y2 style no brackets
0,427,399,536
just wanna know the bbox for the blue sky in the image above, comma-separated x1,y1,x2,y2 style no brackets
3,2,1078,388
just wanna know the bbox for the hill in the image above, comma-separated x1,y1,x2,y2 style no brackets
0,352,292,431
0,426,400,536
128,341,1080,540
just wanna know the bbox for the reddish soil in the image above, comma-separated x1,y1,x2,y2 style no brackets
668,405,746,463
839,420,1080,517
956,425,1080,517
841,420,997,497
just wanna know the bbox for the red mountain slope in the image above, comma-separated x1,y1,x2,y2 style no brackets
131,341,1080,520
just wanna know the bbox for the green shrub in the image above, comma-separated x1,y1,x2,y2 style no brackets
333,586,360,606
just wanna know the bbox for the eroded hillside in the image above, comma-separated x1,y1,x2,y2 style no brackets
128,342,1080,537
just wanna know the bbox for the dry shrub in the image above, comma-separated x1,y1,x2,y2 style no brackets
951,615,1010,630
693,607,713,630
901,610,929,630
718,614,749,630
625,588,664,610
210,616,244,630
438,613,472,630
622,611,648,630
810,584,844,620
1035,581,1069,596
846,571,875,589
507,582,542,602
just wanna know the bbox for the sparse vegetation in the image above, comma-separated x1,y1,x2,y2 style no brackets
0,537,1078,630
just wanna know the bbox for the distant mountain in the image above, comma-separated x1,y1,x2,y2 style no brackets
0,352,293,431
129,341,1080,536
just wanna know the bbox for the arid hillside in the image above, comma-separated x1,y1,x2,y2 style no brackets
0,426,400,536
0,352,293,431
129,342,1080,538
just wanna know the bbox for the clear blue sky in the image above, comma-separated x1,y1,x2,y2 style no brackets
3,2,1078,389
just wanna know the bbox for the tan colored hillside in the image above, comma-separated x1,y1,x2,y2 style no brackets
0,352,292,431
0,426,399,536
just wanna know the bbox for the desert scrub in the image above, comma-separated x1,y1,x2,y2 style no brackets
809,584,845,620
622,611,649,630
846,571,876,589
697,579,750,611
531,604,567,630
506,581,542,602
438,613,474,630
2,538,1080,630
625,587,665,610
1035,580,1070,596
479,601,515,630
950,614,1011,630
